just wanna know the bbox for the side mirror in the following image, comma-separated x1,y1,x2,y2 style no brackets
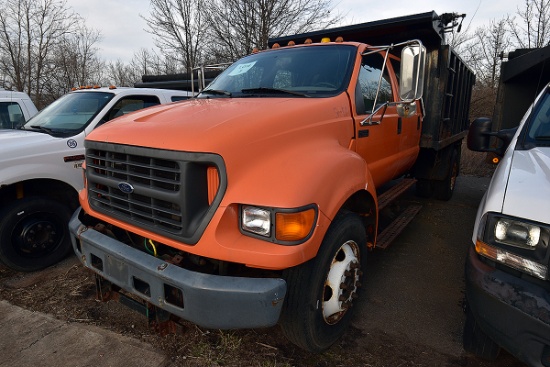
467,118,492,152
467,117,517,156
399,44,426,101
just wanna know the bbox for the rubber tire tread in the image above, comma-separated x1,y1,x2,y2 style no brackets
280,212,367,352
463,308,500,360
0,197,73,272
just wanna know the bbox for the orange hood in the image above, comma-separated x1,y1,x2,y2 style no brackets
87,95,359,208
90,97,352,152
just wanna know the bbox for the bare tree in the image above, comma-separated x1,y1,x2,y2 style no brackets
106,60,138,87
144,0,209,70
0,0,81,108
0,0,110,107
458,19,511,119
145,0,341,68
205,0,342,61
508,0,550,48
45,25,105,100
130,48,184,80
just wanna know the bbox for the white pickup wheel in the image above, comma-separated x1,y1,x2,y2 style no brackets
0,197,73,271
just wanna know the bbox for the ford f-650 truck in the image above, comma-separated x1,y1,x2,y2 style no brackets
0,87,191,272
69,11,474,352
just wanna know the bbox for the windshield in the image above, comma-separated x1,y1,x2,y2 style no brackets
23,91,114,136
522,89,550,147
200,44,356,98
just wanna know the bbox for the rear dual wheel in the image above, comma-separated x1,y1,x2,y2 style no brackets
280,212,367,352
434,149,460,201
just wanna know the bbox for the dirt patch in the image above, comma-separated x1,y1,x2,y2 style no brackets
0,256,525,367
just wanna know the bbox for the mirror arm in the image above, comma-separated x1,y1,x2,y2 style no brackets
369,48,392,118
360,102,390,126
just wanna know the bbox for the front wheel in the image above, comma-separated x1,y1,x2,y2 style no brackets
280,212,367,352
463,307,500,360
0,197,73,272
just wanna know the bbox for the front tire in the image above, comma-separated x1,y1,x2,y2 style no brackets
463,307,500,360
0,197,73,272
280,212,367,352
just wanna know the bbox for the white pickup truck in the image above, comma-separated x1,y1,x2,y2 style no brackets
465,83,550,365
0,89,38,129
0,86,191,271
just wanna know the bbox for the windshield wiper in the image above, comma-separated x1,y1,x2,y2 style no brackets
29,125,56,135
241,87,309,97
200,89,232,97
29,125,72,136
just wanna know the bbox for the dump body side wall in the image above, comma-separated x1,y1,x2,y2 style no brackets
420,45,475,150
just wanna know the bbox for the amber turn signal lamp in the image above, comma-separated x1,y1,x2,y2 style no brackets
275,208,316,241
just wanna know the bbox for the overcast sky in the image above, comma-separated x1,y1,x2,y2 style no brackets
65,0,524,63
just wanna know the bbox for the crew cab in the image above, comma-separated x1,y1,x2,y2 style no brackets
0,87,192,272
69,12,474,352
465,84,550,366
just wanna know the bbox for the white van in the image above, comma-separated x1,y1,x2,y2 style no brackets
0,89,38,129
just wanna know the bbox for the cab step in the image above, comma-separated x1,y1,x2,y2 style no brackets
377,178,417,211
376,204,422,249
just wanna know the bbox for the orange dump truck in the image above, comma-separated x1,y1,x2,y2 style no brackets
69,11,474,352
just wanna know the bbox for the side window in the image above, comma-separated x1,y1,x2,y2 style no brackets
356,53,394,115
0,102,25,129
171,96,190,102
390,58,401,85
104,95,161,123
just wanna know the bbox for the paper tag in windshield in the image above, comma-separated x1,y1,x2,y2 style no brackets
229,61,256,76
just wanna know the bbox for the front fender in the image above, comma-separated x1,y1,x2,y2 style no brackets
0,156,84,191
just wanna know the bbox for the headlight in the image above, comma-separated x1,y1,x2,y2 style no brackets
241,206,271,237
240,204,317,245
494,219,541,248
476,213,549,280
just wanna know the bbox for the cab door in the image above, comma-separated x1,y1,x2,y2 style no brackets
353,51,401,188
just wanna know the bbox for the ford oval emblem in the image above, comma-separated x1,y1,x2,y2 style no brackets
118,182,134,194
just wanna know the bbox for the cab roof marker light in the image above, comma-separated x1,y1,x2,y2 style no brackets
335,36,344,42
321,37,331,43
272,43,280,49
304,38,313,44
287,41,295,46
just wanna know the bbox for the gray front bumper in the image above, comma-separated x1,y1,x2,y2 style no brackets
69,208,286,329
